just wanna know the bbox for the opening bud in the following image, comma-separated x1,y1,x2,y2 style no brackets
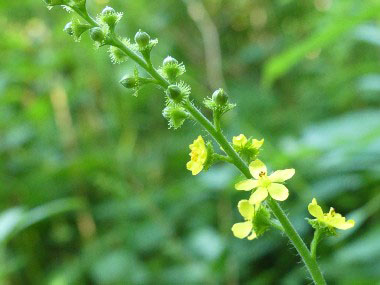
212,88,228,106
89,27,105,43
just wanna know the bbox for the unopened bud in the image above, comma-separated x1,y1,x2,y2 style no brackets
120,77,137,89
89,27,104,42
134,30,150,49
212,88,228,106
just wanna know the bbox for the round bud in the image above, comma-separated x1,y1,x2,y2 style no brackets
120,77,137,89
89,27,105,43
166,85,182,102
134,30,150,48
101,6,115,15
64,22,73,36
212,88,228,106
163,56,178,66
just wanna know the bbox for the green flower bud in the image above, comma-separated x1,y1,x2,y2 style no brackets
166,85,182,103
101,6,115,14
163,56,178,66
89,27,105,43
109,46,127,64
64,22,73,35
98,6,122,29
134,30,150,48
161,56,186,82
120,77,137,89
212,88,228,106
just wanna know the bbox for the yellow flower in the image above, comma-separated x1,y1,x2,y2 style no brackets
308,198,355,230
232,134,248,147
186,135,207,175
232,134,264,150
235,159,295,204
231,200,258,240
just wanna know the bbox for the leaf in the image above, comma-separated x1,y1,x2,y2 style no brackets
0,198,85,245
263,4,380,86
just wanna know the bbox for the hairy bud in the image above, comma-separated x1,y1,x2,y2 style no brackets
212,88,228,106
134,30,150,49
98,6,122,29
89,27,105,43
161,56,185,82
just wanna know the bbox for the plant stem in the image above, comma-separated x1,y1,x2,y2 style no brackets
72,8,326,285
310,228,322,260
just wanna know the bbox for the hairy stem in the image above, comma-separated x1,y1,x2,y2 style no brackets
69,7,326,284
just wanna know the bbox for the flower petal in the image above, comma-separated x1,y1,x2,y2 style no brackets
268,183,289,201
251,139,264,149
249,159,267,179
335,219,355,230
249,187,268,204
327,213,355,230
231,221,252,239
235,179,258,191
186,161,203,175
269,169,295,182
238,200,255,220
247,231,257,240
308,198,324,220
233,134,248,147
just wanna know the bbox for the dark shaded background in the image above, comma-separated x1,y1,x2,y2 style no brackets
1,0,380,284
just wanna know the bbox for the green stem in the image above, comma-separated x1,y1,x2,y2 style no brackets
70,7,326,284
310,228,322,260
213,153,232,163
268,219,284,232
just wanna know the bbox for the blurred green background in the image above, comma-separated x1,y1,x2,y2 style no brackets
1,0,380,284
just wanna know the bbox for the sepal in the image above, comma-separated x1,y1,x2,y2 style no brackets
162,104,189,129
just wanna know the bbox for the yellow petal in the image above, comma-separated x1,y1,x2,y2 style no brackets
233,134,248,147
249,187,268,204
235,179,258,191
249,159,267,179
231,221,252,239
269,169,295,183
186,161,203,175
268,183,289,201
251,139,264,149
308,198,324,220
327,213,355,230
186,135,207,175
238,200,255,220
247,231,257,240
